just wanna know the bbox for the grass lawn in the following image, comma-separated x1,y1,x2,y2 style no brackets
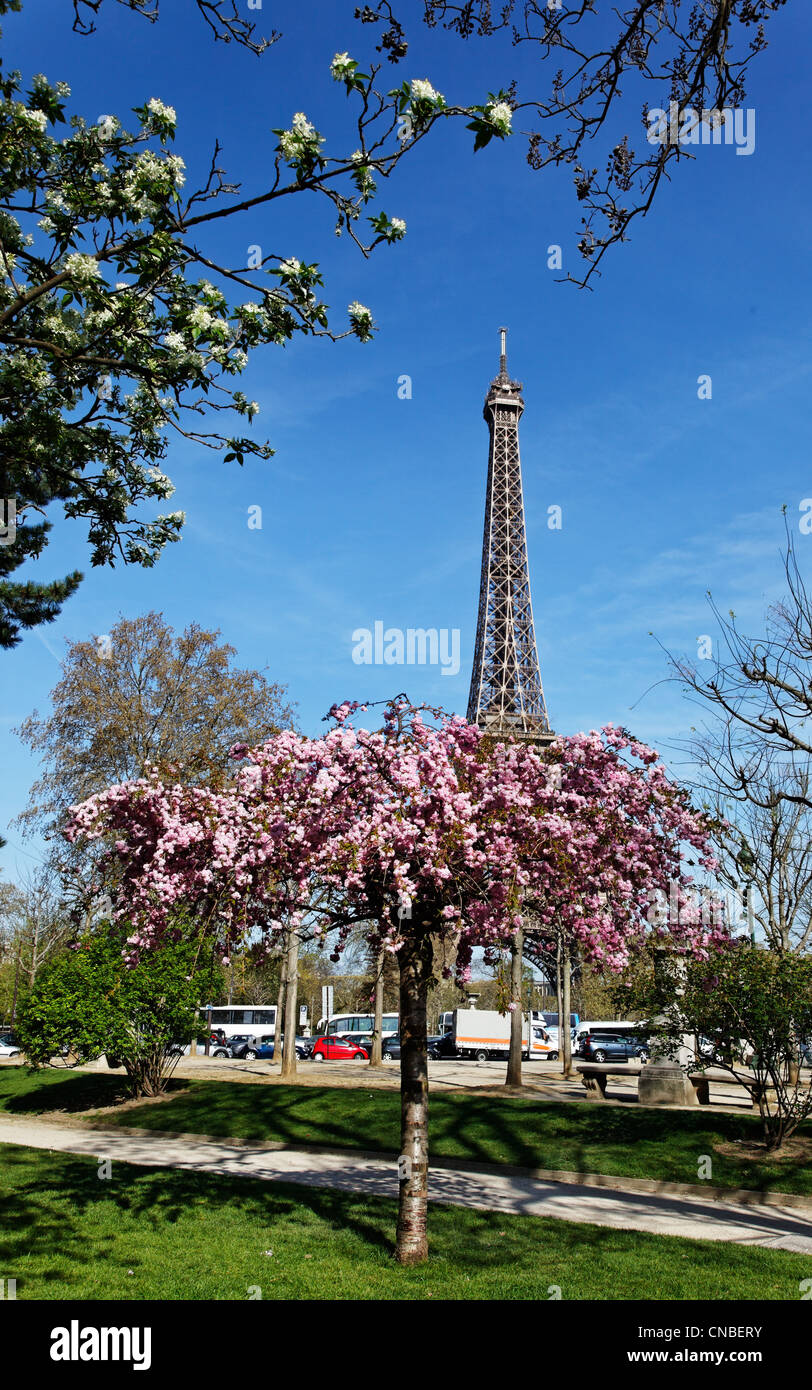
0,1143,808,1301
1,1067,811,1196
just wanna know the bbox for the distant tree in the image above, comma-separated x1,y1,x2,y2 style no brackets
14,611,295,867
0,868,72,1022
17,920,223,1097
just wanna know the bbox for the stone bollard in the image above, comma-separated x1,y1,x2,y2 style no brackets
637,1057,698,1107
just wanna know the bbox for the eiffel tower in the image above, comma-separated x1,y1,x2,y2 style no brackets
467,328,554,745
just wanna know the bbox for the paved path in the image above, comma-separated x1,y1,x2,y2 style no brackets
2,1115,811,1255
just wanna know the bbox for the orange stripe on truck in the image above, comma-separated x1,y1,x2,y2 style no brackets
456,1035,550,1048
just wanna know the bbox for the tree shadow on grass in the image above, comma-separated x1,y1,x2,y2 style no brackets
424,1092,812,1195
0,1142,397,1288
0,1068,189,1116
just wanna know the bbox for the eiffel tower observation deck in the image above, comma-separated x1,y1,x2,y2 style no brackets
467,328,554,746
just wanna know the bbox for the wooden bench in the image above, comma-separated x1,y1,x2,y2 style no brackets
577,1063,775,1107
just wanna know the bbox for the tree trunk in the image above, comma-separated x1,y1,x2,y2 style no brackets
275,937,288,1068
561,936,573,1077
395,932,434,1266
281,929,299,1079
555,933,564,1073
370,945,384,1067
10,948,22,1027
506,923,524,1086
29,916,40,986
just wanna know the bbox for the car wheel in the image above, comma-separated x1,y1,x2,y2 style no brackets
474,1049,489,1062
213,1049,229,1058
382,1051,395,1062
244,1049,257,1060
548,1052,559,1062
593,1049,607,1063
638,1051,649,1063
313,1052,324,1062
352,1052,366,1061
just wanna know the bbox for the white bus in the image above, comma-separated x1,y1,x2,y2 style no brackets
316,1012,399,1040
204,1004,278,1041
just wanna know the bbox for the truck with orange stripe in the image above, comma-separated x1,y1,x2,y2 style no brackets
444,1008,554,1062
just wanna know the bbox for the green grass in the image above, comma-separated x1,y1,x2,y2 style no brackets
2,1066,811,1196
0,1143,808,1300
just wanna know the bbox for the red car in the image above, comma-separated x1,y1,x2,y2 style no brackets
311,1035,368,1062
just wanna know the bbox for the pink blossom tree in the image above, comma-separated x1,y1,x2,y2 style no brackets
65,699,725,1264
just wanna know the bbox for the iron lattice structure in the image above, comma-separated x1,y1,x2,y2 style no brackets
467,329,554,745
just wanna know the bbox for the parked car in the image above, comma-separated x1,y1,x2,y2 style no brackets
226,1033,274,1060
580,1032,649,1064
310,1035,368,1062
381,1034,444,1062
256,1037,312,1061
0,1034,22,1059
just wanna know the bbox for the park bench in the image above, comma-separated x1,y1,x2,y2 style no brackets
577,1063,776,1107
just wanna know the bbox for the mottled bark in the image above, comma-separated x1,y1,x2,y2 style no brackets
561,936,574,1077
281,927,299,1078
555,933,564,1072
370,945,384,1067
506,922,524,1087
275,935,288,1069
395,931,434,1265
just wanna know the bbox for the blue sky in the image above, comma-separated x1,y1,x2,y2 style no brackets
2,0,811,878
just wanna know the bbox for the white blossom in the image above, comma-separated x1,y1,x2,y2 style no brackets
62,253,101,284
279,112,324,163
330,52,356,81
146,98,177,127
486,101,513,134
410,79,443,105
16,105,47,132
292,112,317,138
188,305,212,330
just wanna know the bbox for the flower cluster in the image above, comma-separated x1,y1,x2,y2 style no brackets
276,112,325,175
348,301,374,340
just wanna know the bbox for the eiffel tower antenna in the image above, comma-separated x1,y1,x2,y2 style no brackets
467,328,554,745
